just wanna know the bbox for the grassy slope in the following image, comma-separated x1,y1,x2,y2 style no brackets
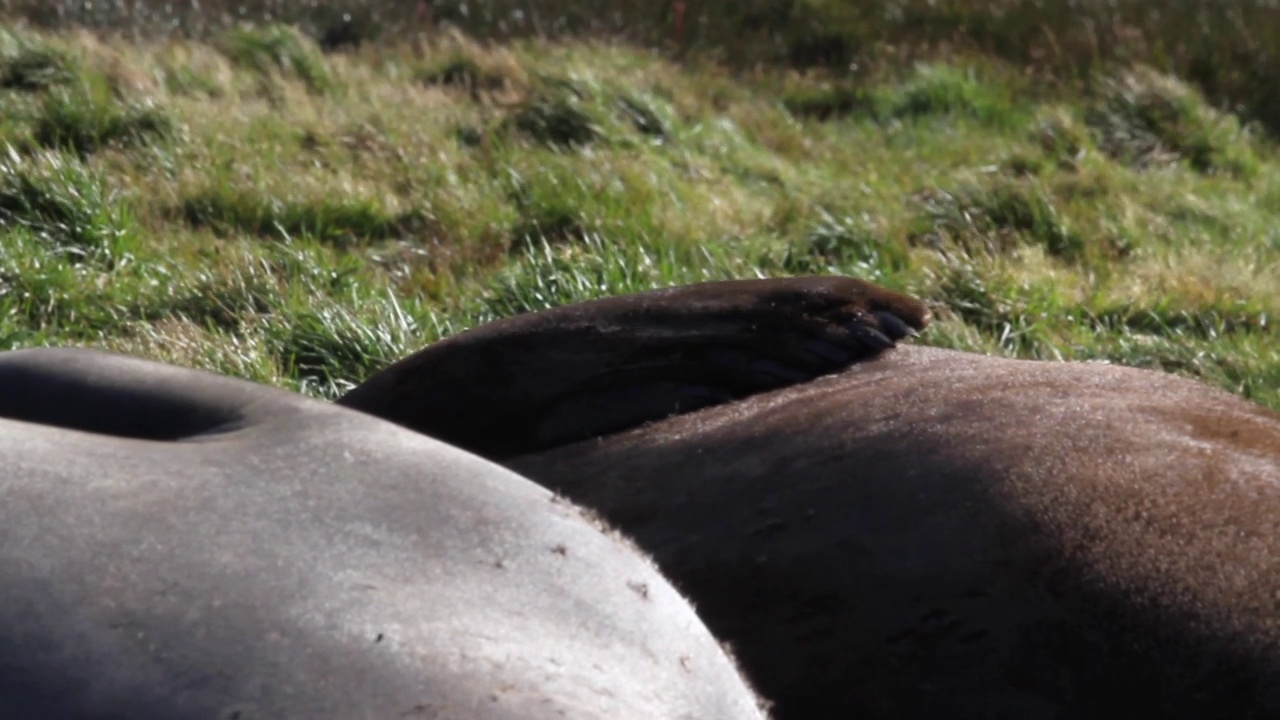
0,24,1276,409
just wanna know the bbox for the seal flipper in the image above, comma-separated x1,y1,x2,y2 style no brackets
337,275,930,459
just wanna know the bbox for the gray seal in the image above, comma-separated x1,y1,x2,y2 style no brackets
0,348,767,720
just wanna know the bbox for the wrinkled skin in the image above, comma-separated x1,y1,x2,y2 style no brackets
0,349,768,720
347,277,1280,719
339,276,929,459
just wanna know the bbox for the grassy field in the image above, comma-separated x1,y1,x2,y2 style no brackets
0,15,1276,410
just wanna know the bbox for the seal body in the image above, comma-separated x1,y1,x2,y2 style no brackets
507,344,1280,719
0,348,766,720
338,276,929,459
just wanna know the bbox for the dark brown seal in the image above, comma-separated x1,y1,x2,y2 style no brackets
337,276,930,458
0,348,768,720
508,341,1280,720
345,276,1280,719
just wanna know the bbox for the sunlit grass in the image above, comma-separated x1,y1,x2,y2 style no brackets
0,21,1275,412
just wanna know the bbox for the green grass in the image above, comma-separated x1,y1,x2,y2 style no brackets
0,20,1275,413
0,38,73,91
0,148,139,262
214,24,332,94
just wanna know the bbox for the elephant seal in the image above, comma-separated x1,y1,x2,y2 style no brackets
337,276,929,458
0,348,768,720
508,341,1280,719
345,277,1280,719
